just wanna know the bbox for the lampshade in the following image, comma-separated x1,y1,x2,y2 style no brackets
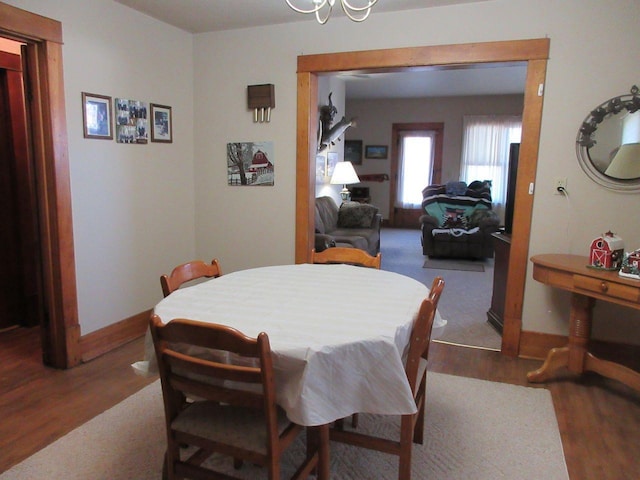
330,161,360,201
604,143,640,179
330,161,360,185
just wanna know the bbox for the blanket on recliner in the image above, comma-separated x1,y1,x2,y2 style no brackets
421,184,492,228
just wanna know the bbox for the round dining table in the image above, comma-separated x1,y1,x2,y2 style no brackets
134,263,440,478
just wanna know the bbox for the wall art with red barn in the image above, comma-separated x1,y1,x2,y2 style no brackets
226,141,274,186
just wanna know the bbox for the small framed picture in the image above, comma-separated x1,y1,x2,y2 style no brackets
82,92,113,139
115,98,148,144
365,145,388,159
344,140,363,165
150,103,172,143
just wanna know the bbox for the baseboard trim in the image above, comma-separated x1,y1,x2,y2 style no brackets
434,338,500,352
80,310,150,362
78,317,640,367
519,330,640,368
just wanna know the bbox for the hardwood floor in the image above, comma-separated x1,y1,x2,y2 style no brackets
1,327,639,478
0,326,155,473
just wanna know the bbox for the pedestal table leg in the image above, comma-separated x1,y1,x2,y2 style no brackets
566,294,594,373
527,293,594,382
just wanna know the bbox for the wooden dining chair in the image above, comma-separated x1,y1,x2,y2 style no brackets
149,314,318,480
160,258,222,297
329,276,445,480
311,247,381,269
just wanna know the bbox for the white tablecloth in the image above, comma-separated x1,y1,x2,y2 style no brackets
134,263,441,426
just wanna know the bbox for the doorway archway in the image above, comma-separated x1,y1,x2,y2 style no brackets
295,39,549,356
1,4,79,368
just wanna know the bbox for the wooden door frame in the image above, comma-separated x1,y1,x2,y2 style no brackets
296,39,549,356
388,122,444,227
1,3,80,368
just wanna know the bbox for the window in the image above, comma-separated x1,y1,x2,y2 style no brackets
396,131,436,208
460,115,522,220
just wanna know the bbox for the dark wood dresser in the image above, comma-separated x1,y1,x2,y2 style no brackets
487,232,511,333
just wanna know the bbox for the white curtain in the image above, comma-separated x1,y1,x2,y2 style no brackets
460,115,522,220
396,131,435,208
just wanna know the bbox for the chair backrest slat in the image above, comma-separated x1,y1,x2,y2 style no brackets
160,318,259,356
165,350,263,384
169,375,265,409
160,258,222,297
311,247,381,269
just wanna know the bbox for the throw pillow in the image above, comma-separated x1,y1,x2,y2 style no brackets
338,202,378,228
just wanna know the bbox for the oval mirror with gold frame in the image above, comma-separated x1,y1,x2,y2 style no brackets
576,85,640,192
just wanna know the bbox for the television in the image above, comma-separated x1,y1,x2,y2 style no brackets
503,143,519,234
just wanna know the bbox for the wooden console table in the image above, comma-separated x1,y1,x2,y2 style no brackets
528,254,640,391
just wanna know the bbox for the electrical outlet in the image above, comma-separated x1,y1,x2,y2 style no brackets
554,177,567,195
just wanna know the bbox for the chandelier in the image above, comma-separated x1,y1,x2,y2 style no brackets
285,0,379,24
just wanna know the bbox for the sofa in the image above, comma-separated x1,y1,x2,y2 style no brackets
314,196,382,256
419,181,500,259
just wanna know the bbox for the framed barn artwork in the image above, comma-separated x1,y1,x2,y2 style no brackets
227,141,274,186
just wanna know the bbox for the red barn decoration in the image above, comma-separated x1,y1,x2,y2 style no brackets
589,231,624,270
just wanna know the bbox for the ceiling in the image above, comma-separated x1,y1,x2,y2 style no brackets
113,0,525,99
113,0,491,33
340,64,526,99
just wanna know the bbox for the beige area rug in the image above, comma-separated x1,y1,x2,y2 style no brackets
423,258,485,272
0,374,568,480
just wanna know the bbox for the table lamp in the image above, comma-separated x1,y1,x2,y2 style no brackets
330,161,360,202
604,143,640,179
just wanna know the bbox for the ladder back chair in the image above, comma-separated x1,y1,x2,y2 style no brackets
149,314,318,480
311,247,381,269
160,258,222,297
329,276,445,480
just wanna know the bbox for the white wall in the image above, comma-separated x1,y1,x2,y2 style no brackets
345,94,524,218
4,0,640,346
3,0,195,335
191,0,640,344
